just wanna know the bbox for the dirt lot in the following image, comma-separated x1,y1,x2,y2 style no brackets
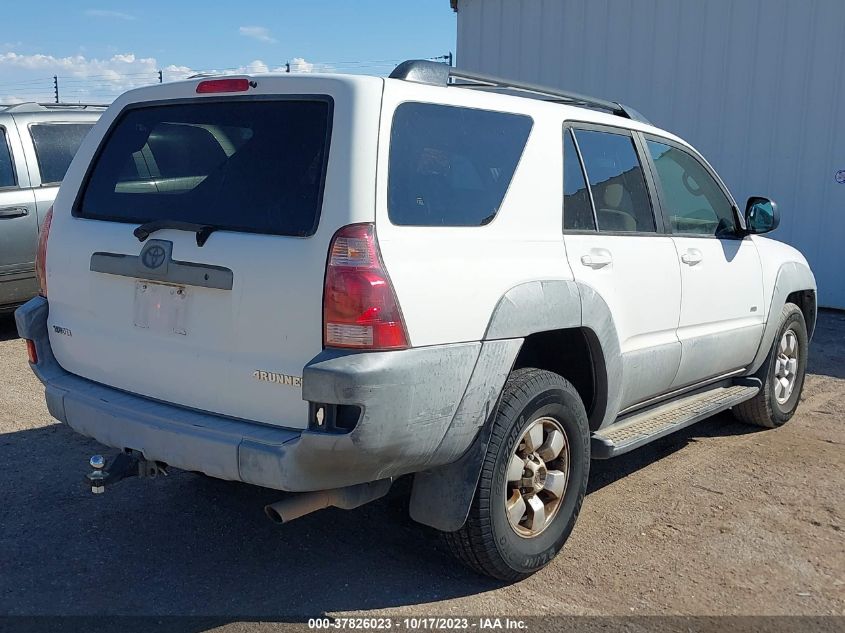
0,310,843,621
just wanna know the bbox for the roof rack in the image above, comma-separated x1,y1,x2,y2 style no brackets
0,102,108,113
388,60,650,124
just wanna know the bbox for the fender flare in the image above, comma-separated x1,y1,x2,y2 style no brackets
481,279,622,430
409,279,621,531
748,262,817,374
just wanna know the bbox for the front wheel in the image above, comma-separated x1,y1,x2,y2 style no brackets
733,303,809,428
444,368,590,581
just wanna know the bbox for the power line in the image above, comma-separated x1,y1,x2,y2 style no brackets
0,55,452,103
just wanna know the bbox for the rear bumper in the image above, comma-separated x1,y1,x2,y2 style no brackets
16,296,518,492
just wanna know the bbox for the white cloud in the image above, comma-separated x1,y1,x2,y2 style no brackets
0,51,158,80
238,26,276,43
289,57,314,72
0,51,329,104
85,9,136,20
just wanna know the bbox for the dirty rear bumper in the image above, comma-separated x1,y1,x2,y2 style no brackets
16,297,519,492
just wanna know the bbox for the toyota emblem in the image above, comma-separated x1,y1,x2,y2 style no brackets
142,245,167,269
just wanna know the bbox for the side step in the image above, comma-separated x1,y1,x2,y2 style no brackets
591,382,760,459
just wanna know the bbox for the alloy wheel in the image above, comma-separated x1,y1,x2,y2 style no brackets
774,328,800,405
504,416,570,538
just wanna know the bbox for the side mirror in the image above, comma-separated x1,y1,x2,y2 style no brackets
745,196,779,234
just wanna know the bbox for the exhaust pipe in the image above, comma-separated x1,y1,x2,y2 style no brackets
264,478,392,524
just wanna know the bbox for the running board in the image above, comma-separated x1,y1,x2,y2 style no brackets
591,382,760,459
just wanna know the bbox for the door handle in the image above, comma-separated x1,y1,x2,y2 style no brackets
0,206,29,219
680,249,703,265
580,252,612,268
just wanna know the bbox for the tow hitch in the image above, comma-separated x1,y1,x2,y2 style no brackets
86,451,168,494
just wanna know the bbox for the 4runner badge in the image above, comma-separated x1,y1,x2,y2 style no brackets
253,370,302,387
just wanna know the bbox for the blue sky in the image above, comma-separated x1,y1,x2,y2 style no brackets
0,1,456,103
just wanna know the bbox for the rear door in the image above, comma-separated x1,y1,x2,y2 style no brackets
563,124,682,409
22,120,96,221
46,80,381,429
0,121,38,305
643,136,764,388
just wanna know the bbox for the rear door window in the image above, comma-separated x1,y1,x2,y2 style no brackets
0,128,15,188
563,129,595,231
77,99,333,237
574,129,655,233
388,103,532,226
29,123,93,185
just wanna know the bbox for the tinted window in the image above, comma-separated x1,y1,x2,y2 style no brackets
574,129,655,233
647,140,736,236
563,130,595,231
388,103,532,226
0,128,15,188
78,100,332,237
30,123,93,185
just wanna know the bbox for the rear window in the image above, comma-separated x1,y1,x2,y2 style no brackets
388,103,532,227
30,123,93,185
76,99,333,237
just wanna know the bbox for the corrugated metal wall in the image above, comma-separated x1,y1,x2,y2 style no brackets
455,0,845,308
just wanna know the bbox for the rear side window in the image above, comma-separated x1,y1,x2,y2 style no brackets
77,99,333,237
574,129,655,233
388,103,532,226
30,123,93,185
0,128,15,188
563,130,595,231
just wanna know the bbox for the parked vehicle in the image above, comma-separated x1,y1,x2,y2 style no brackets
0,103,102,312
16,62,816,580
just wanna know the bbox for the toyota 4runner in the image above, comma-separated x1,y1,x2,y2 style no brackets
16,62,816,581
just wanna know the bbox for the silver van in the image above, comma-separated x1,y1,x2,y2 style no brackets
0,103,102,311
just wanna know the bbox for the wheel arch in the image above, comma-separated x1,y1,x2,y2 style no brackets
749,262,817,374
481,279,621,430
409,279,621,532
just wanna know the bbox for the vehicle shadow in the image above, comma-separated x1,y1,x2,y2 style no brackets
0,313,19,342
0,410,761,622
0,421,500,620
588,411,759,495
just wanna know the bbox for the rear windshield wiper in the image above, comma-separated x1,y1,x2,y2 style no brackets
133,220,220,247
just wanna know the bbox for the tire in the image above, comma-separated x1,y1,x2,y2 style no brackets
443,367,590,581
733,303,808,428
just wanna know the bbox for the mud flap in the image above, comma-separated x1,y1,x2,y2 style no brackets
408,415,495,532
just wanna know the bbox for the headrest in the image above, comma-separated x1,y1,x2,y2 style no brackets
603,183,624,208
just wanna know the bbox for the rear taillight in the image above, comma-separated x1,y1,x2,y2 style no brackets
323,223,409,350
35,206,53,296
25,340,38,364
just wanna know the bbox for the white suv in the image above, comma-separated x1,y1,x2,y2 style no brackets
16,61,816,581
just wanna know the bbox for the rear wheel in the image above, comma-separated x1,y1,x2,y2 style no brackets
733,303,808,428
444,368,589,581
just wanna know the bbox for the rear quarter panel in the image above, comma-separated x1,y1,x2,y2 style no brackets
375,81,573,347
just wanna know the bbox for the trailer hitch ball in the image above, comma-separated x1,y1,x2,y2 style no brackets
88,455,107,494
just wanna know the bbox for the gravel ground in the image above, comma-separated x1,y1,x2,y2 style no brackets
0,310,842,622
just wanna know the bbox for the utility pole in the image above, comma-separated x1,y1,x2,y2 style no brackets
53,76,59,104
158,69,163,83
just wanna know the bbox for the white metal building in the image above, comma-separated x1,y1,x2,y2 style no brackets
452,0,845,308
